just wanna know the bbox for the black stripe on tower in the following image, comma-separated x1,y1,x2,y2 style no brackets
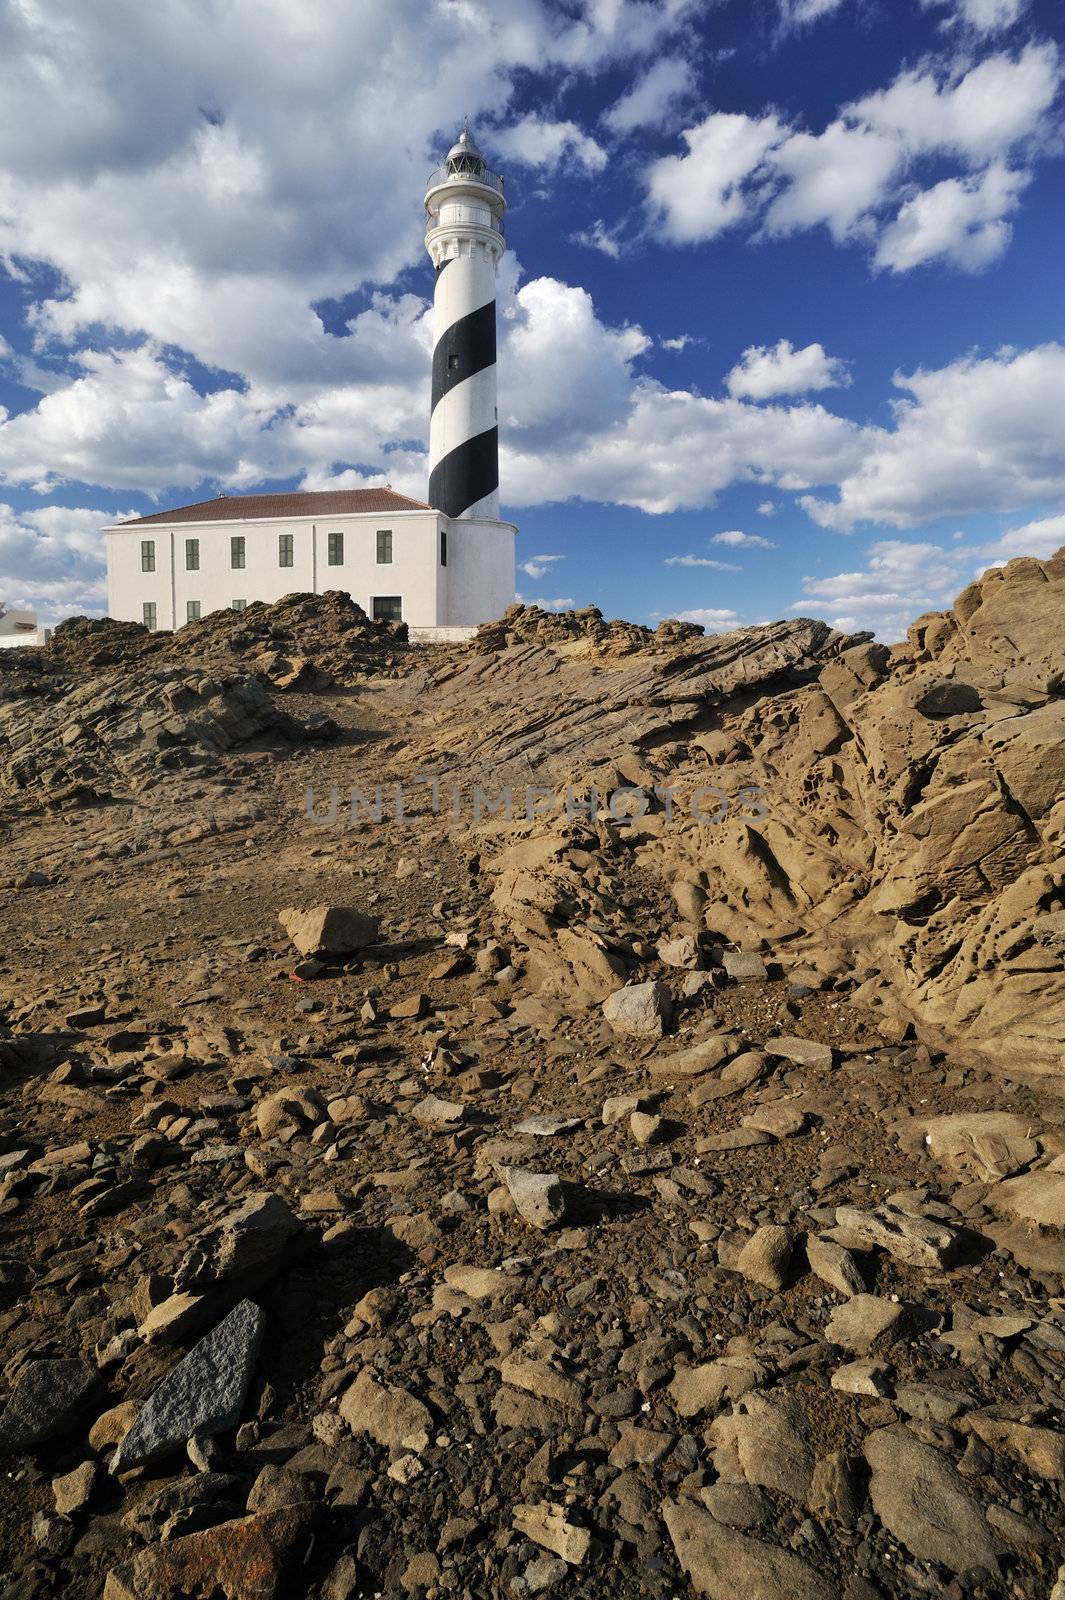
431,300,496,414
428,426,498,519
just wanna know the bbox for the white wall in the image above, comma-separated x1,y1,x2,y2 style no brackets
443,518,516,626
105,512,447,630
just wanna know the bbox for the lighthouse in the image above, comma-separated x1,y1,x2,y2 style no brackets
425,125,506,520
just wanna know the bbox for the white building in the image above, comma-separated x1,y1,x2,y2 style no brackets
104,125,516,640
0,603,50,648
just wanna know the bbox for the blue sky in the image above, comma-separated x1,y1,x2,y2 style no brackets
1,0,1064,638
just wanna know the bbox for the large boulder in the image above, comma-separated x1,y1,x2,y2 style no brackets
278,905,378,956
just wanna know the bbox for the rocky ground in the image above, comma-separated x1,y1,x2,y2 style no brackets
0,553,1063,1600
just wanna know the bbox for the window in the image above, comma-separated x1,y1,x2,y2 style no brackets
186,600,201,623
448,352,459,371
372,596,402,623
440,529,447,567
185,538,199,571
143,602,157,632
376,528,392,564
141,539,155,573
232,599,247,613
231,535,246,569
327,530,344,566
278,533,294,568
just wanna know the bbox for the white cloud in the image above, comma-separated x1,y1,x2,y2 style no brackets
646,111,788,243
570,219,624,258
978,510,1065,563
649,44,1062,266
850,42,1060,167
712,529,777,548
519,553,565,579
792,514,1065,639
665,554,741,569
762,121,903,242
515,593,576,611
0,501,134,624
490,117,607,174
673,606,743,630
802,342,1065,530
0,0,695,395
921,0,1029,37
726,338,852,399
603,56,695,134
874,162,1029,273
757,500,776,516
777,0,847,26
661,335,693,352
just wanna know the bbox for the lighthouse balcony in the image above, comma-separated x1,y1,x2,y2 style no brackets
425,163,504,197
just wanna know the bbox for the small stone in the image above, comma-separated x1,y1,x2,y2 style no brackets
513,1114,582,1136
832,1204,960,1269
442,1265,517,1300
0,1358,96,1451
602,980,672,1038
102,1505,314,1600
722,951,768,982
825,1295,919,1354
53,1460,96,1515
967,1416,1065,1480
89,1402,140,1455
339,1369,432,1453
764,1035,834,1069
630,1111,664,1146
806,1235,865,1298
139,1292,208,1346
391,992,428,1020
734,1225,793,1291
33,1510,74,1555
601,1094,645,1125
504,1167,565,1230
512,1502,592,1565
743,1100,807,1138
412,1094,467,1127
658,936,701,969
831,1359,893,1397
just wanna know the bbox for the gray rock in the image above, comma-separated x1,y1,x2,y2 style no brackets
513,1115,582,1136
0,1358,96,1451
722,951,768,982
664,1500,837,1599
111,1299,265,1473
412,1094,467,1127
864,1424,999,1574
504,1166,565,1230
602,980,672,1037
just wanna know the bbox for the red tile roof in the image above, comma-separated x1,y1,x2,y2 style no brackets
120,489,432,526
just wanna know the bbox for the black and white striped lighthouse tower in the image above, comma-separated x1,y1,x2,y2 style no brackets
424,126,506,521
